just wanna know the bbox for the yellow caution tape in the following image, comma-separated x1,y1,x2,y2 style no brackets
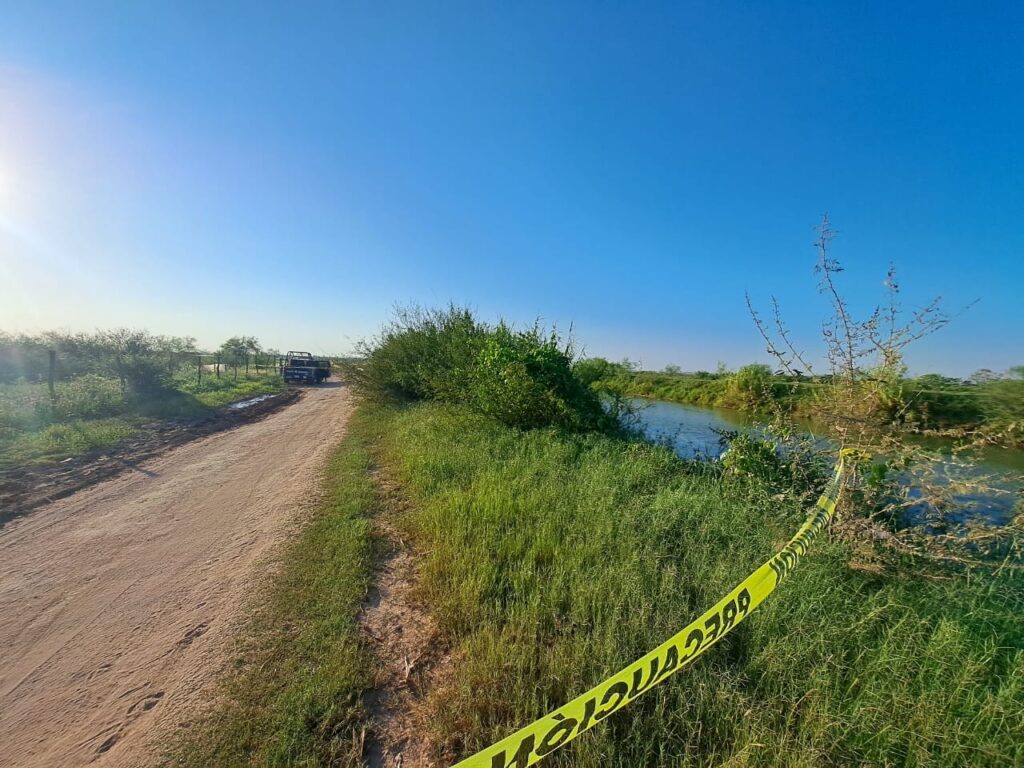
452,449,856,768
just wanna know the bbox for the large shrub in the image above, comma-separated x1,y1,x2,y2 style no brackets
351,307,614,432
351,306,487,402
471,324,612,431
721,363,777,409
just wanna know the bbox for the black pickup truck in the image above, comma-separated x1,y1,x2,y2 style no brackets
282,351,331,384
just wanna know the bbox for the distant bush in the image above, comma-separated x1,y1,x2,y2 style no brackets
351,306,615,432
721,363,778,409
572,356,624,387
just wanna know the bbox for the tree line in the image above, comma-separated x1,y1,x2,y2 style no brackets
0,330,283,394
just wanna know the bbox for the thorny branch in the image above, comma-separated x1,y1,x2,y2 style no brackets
746,215,1018,570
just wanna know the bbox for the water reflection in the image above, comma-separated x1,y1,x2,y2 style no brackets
631,397,1023,526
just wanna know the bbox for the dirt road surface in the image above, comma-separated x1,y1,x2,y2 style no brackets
0,384,353,768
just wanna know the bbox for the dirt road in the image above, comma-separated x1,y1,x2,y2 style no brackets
0,384,353,768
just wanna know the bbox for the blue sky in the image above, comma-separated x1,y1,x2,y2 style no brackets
0,2,1021,375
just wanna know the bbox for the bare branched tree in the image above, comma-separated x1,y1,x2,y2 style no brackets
748,215,1019,571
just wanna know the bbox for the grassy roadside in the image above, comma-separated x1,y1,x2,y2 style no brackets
172,398,1022,766
167,405,380,767
173,373,287,410
0,373,285,468
378,403,1022,767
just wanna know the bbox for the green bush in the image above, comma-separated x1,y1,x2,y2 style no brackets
352,306,615,432
722,363,777,409
471,324,612,431
351,306,486,402
574,357,630,387
720,432,785,482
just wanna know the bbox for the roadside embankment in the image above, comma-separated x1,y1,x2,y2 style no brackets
0,367,287,470
182,398,1023,766
373,403,1023,766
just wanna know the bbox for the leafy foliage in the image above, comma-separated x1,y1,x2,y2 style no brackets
721,363,777,409
350,306,615,432
219,335,262,362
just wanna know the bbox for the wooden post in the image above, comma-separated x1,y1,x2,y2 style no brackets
48,350,56,403
233,359,238,381
245,354,249,377
197,355,202,386
216,353,221,378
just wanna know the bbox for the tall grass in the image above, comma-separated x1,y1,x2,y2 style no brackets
377,403,1023,767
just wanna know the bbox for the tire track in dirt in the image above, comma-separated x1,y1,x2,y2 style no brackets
0,384,353,768
360,469,451,768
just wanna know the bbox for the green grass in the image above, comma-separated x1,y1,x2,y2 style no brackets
0,372,285,467
171,399,1021,766
375,403,1023,767
168,406,379,767
0,417,141,466
174,371,286,409
612,370,734,407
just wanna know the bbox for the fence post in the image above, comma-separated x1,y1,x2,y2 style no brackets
233,359,238,381
216,353,221,378
245,354,249,377
48,350,56,403
197,355,202,386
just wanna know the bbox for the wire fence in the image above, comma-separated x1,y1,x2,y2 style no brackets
191,353,290,386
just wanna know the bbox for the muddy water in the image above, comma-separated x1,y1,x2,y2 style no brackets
632,398,1023,525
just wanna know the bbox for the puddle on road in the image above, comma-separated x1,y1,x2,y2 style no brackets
227,394,278,411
